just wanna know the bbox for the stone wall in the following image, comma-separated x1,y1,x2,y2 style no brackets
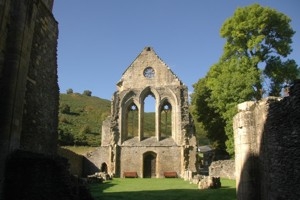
209,160,235,180
98,47,198,178
120,146,182,178
84,145,191,178
83,147,110,177
21,0,59,155
0,0,65,198
3,151,75,200
233,80,300,199
57,148,83,177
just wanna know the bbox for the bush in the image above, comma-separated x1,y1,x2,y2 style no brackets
74,133,88,146
66,88,73,94
80,125,92,134
60,104,70,114
60,117,69,124
58,129,74,146
83,90,92,96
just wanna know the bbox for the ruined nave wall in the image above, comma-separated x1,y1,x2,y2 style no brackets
234,81,300,200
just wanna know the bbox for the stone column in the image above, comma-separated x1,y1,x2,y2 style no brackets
233,101,259,200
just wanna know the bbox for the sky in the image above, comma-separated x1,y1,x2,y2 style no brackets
53,0,300,101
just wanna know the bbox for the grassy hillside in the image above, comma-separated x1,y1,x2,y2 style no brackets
58,93,209,147
58,93,111,146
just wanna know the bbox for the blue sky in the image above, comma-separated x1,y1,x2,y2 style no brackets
53,0,300,100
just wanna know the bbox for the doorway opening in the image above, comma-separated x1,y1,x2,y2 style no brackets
100,162,108,173
143,152,157,178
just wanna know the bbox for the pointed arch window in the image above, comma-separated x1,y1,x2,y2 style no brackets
126,103,138,139
160,101,172,138
143,94,155,138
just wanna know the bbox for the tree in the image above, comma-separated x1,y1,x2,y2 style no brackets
191,4,298,156
220,3,298,97
66,88,73,94
83,90,92,96
190,78,227,153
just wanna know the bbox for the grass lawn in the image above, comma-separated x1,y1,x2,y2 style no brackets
89,178,236,200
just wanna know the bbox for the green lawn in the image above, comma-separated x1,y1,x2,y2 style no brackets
89,178,236,200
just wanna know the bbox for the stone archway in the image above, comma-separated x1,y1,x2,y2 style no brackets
100,162,108,173
143,152,157,178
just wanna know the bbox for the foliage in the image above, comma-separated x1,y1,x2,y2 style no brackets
59,103,70,114
190,78,227,151
80,125,92,134
83,90,92,96
58,93,159,146
66,88,73,94
89,178,236,200
264,57,299,95
191,4,298,156
220,3,298,97
58,93,111,146
58,129,74,146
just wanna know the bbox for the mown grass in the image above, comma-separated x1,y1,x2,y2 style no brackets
89,178,236,200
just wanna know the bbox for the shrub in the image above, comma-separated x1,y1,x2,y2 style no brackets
58,129,74,146
60,117,69,123
74,133,88,146
83,90,92,96
66,88,73,94
80,125,92,134
60,104,70,114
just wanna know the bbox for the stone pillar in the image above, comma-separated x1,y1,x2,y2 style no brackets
233,101,259,200
0,1,38,198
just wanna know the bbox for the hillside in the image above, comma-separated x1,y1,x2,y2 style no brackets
58,93,111,146
58,93,209,147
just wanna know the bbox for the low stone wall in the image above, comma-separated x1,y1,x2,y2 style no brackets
57,147,83,177
209,160,235,180
3,150,93,200
191,174,221,189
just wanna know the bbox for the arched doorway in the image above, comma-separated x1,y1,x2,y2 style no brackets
143,152,157,178
100,162,108,173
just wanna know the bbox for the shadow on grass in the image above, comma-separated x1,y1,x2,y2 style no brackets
89,182,236,200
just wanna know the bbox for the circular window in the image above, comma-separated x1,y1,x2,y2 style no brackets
143,67,155,78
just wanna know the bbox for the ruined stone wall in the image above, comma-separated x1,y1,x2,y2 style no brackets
260,82,300,200
3,151,75,200
209,160,235,180
99,47,198,179
20,1,59,155
120,146,182,178
83,147,110,177
57,148,83,177
0,0,58,198
233,81,300,200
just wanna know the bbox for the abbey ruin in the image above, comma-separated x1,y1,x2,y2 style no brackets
1,0,299,199
0,1,87,199
85,47,198,178
234,80,300,199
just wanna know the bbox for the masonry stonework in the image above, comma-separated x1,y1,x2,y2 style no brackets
89,47,198,178
0,1,86,199
233,80,300,200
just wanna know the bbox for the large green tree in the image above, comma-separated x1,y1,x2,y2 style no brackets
191,4,299,156
191,78,227,153
220,4,298,97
